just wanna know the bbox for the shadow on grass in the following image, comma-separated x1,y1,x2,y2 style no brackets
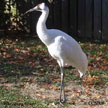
0,37,108,86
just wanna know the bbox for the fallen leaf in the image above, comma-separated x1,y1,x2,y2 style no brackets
36,45,42,49
93,94,101,99
0,78,7,83
64,89,71,93
49,85,59,90
21,42,24,44
36,93,42,98
85,106,93,108
76,92,80,97
53,78,61,82
40,68,44,71
40,85,49,89
17,99,24,102
72,100,76,104
20,84,25,89
14,48,20,52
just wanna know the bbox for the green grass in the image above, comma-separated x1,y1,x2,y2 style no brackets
0,87,68,108
0,38,108,107
0,87,48,108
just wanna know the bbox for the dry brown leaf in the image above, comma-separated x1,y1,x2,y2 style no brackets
72,100,76,104
82,74,102,86
85,88,90,95
14,48,20,52
20,84,25,89
85,106,93,108
40,85,49,89
64,89,71,93
93,94,101,99
49,85,59,90
76,92,80,97
0,77,7,83
17,99,24,102
36,93,42,98
40,68,44,71
36,45,42,49
53,78,61,82
6,54,11,58
21,42,24,44
0,78,5,81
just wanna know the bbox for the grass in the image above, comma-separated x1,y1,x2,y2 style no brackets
0,37,108,107
0,87,48,108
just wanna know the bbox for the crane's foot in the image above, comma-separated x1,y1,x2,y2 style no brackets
58,101,64,106
80,74,86,81
56,99,66,106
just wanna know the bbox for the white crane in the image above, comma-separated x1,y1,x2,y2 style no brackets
26,3,88,104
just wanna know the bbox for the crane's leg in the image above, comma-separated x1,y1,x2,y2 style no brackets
59,66,66,104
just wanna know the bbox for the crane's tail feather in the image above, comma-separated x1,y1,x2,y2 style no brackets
78,70,84,78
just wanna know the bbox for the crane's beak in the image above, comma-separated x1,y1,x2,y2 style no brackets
25,9,34,14
25,6,40,14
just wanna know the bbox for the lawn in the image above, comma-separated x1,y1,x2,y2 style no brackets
0,37,108,108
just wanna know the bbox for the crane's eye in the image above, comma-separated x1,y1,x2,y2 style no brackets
39,3,46,10
37,5,41,10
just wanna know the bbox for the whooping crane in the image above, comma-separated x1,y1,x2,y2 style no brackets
26,3,88,104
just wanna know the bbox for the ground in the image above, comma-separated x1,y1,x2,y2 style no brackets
0,37,108,108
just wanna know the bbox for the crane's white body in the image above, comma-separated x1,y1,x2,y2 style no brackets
36,4,88,77
26,3,88,103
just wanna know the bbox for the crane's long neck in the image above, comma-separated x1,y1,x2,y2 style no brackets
36,10,50,45
37,11,48,31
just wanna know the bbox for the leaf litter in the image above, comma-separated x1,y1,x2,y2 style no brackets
0,38,108,107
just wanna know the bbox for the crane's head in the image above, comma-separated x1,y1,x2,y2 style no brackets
25,3,49,14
